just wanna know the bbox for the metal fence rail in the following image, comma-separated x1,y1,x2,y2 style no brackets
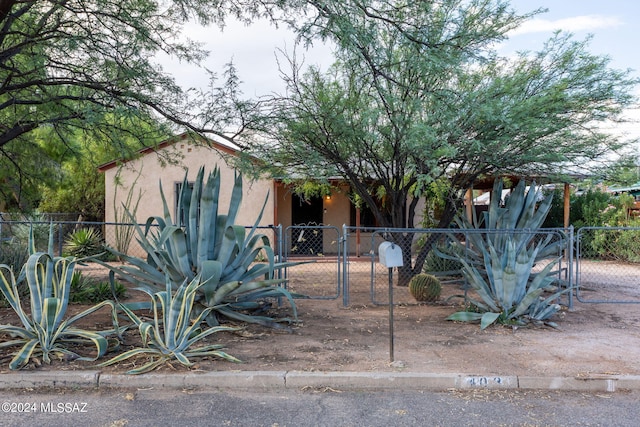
345,227,571,308
0,220,153,258
3,217,640,307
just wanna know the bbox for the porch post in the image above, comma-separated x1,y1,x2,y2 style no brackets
465,187,474,223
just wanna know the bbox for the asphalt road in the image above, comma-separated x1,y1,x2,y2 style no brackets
1,387,639,426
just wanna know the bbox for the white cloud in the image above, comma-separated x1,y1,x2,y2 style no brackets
510,15,623,36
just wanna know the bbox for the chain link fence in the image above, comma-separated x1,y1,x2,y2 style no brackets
284,225,341,300
3,215,639,307
576,226,640,303
341,227,571,308
0,219,151,260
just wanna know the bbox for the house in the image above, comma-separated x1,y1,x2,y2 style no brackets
98,133,402,256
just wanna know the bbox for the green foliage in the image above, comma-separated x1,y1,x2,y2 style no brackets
81,282,127,304
1,1,260,213
590,223,640,263
418,179,451,228
571,189,618,228
99,166,302,328
446,180,569,329
288,180,333,202
601,155,640,187
0,239,29,272
98,276,241,375
37,149,106,222
0,136,63,211
569,189,639,260
68,271,127,304
541,188,566,228
409,274,442,302
63,228,104,258
10,214,52,252
0,227,120,370
240,1,637,282
424,240,463,274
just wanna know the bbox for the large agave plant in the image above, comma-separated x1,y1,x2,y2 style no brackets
100,166,302,328
444,179,564,269
446,180,570,329
99,275,241,375
0,226,119,370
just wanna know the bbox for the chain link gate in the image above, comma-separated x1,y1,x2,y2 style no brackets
344,227,572,308
284,224,341,299
576,226,640,303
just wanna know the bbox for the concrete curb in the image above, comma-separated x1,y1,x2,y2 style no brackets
99,371,287,390
0,371,100,389
2,371,639,392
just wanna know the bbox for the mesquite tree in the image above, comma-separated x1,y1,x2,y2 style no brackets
238,0,638,284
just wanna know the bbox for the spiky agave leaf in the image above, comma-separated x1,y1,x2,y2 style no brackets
0,226,120,370
446,179,570,328
98,275,241,374
97,166,306,328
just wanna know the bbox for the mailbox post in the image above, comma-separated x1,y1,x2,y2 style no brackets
378,241,403,362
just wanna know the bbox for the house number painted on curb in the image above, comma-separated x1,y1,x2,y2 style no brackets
464,376,509,387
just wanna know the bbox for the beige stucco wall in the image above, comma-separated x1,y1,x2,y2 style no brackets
102,141,274,255
102,140,427,257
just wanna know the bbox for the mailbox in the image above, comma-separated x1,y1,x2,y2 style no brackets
378,241,404,268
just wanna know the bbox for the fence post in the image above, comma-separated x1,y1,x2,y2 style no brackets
276,224,283,281
342,224,349,307
57,222,64,256
567,225,574,309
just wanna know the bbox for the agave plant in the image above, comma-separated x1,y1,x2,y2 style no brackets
63,227,104,258
99,166,303,328
98,275,241,374
0,227,120,370
443,179,564,269
445,180,570,329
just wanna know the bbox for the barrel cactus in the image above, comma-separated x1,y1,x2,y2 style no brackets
409,273,442,302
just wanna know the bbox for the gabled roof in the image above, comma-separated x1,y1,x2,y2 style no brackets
97,132,241,172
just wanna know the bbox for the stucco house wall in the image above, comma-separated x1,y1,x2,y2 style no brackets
99,133,425,257
99,134,276,255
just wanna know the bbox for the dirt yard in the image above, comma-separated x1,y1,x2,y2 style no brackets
1,261,640,378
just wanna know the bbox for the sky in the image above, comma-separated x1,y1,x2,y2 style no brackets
163,0,640,140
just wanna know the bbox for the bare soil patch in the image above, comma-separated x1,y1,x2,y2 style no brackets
1,262,640,377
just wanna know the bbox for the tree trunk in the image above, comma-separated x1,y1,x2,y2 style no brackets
395,192,463,286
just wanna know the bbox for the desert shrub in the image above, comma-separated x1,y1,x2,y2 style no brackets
99,276,240,374
423,240,463,274
81,281,127,303
0,239,29,271
63,228,105,258
68,271,127,303
10,215,52,252
590,223,640,263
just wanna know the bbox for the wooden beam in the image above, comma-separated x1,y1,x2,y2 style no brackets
465,188,474,223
